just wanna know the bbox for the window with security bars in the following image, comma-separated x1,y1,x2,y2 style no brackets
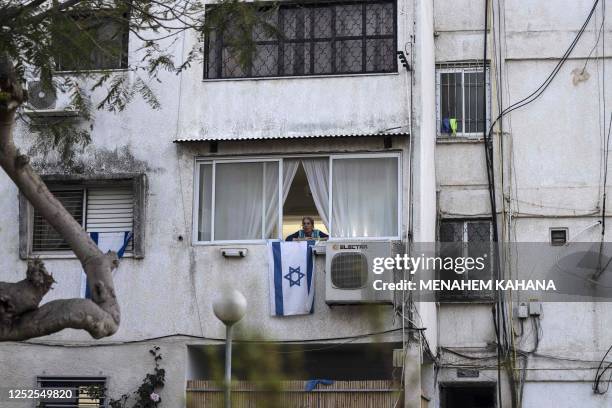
438,220,494,301
205,0,397,79
37,377,105,407
436,63,490,137
32,185,134,253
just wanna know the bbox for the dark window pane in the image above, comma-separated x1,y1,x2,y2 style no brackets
56,15,128,71
366,38,394,72
222,47,247,78
282,7,311,40
366,3,394,35
336,39,362,73
465,72,485,133
253,9,279,41
206,31,221,79
252,44,278,77
335,4,363,36
313,7,332,38
440,72,463,133
440,221,463,242
313,41,332,74
284,42,311,75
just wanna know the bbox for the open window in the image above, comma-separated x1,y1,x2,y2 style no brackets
194,154,400,243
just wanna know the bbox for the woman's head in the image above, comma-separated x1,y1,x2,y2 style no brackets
301,216,315,233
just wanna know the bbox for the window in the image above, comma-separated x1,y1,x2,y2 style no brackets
20,175,146,258
205,0,397,79
38,376,106,407
550,228,568,246
194,154,400,243
440,383,495,408
55,12,129,71
438,219,494,301
436,63,490,137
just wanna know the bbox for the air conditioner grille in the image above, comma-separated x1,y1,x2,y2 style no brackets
27,80,57,110
330,252,368,289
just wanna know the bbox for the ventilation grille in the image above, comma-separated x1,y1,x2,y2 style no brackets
33,189,83,252
330,252,368,289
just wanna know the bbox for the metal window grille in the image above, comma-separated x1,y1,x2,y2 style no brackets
204,0,397,79
33,188,84,252
32,185,134,253
37,377,106,408
438,219,494,301
436,62,491,138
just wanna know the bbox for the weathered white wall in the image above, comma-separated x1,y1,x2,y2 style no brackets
0,0,415,403
434,0,612,406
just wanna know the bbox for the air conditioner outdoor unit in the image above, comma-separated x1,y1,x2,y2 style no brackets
325,240,405,305
24,80,78,117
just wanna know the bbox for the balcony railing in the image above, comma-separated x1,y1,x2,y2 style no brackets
186,380,401,407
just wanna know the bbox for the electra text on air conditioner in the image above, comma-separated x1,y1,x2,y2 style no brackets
370,254,557,292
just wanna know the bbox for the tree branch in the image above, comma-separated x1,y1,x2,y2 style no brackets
0,52,121,341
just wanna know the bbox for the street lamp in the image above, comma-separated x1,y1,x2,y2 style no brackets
213,289,247,408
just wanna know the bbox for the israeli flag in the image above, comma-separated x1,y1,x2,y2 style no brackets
81,231,133,299
268,241,315,316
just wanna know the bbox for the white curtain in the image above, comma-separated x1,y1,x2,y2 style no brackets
264,160,298,239
331,157,398,237
283,160,300,202
214,162,263,240
302,158,330,229
263,162,279,239
198,164,213,241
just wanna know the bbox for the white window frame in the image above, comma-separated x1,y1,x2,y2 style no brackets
193,152,402,244
327,152,402,241
193,158,283,244
435,65,491,138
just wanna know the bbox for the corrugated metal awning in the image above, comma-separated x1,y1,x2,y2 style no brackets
173,131,409,143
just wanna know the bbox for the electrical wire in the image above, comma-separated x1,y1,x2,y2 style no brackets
18,327,414,348
485,0,601,143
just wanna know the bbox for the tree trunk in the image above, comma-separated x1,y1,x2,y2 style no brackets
0,53,121,340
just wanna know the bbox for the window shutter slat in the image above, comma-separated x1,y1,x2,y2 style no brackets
86,187,134,233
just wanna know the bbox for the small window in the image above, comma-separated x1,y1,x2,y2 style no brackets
438,219,494,301
436,63,490,137
550,228,568,246
32,185,134,253
20,176,146,258
195,155,400,243
37,376,106,407
204,0,397,79
55,12,129,71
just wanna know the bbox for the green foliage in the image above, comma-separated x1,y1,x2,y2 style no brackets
203,329,303,408
108,346,166,408
1,0,278,163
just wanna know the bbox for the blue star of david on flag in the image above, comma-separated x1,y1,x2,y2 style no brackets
284,266,305,287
